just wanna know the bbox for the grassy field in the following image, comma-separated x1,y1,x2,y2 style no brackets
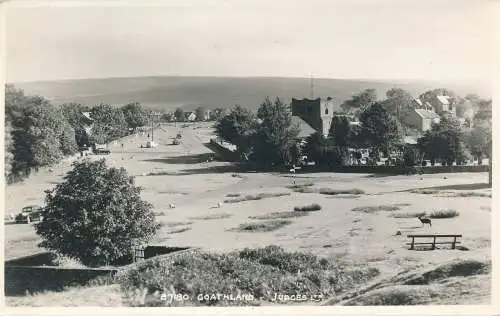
4,122,492,306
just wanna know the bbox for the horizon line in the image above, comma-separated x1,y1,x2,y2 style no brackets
8,74,487,86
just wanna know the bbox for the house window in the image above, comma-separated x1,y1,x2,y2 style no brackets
325,108,329,115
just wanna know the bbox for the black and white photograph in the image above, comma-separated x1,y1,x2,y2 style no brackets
2,0,496,313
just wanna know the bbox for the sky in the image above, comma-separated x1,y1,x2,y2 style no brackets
4,0,494,85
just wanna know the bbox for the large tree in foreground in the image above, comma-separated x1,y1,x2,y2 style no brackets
35,159,159,267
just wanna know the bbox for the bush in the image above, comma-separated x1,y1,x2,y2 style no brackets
392,212,426,218
351,205,400,213
224,192,290,204
429,209,460,218
117,246,379,306
249,211,309,220
35,159,159,267
294,203,322,212
318,188,365,195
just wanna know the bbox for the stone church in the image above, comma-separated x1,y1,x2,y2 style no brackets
291,97,337,137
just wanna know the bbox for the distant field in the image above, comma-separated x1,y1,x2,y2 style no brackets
10,76,487,112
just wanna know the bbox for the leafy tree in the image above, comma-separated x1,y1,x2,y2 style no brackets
340,89,377,113
195,106,207,122
381,88,414,125
59,103,91,147
418,116,471,165
252,97,300,166
10,99,67,175
328,116,353,165
122,102,148,130
90,104,128,144
329,116,352,148
214,105,258,155
474,99,492,122
174,108,185,122
35,159,159,267
211,107,227,121
4,121,14,180
359,102,402,159
302,132,327,164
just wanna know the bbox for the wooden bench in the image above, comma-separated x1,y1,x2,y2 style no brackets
407,234,462,250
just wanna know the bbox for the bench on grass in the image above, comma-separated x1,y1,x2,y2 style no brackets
407,234,462,250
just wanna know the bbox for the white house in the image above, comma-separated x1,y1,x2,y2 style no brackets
184,112,197,122
407,108,441,132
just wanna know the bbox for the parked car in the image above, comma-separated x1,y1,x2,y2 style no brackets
94,148,111,155
15,205,45,224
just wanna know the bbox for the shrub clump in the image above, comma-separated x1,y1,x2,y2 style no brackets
351,205,400,213
429,209,460,219
404,260,490,285
224,192,290,204
249,211,309,220
392,212,426,218
189,213,233,220
294,203,322,212
318,188,365,195
230,220,292,232
117,246,380,306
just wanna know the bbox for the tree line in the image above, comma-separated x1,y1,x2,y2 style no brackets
4,85,150,183
214,88,492,169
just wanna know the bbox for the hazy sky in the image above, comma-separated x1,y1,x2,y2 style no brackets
4,0,493,84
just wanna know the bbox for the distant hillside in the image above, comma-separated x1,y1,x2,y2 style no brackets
10,76,490,112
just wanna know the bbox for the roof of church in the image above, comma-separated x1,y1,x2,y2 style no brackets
291,116,316,138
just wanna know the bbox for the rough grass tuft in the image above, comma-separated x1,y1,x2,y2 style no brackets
318,188,365,195
344,285,437,305
189,213,232,220
230,220,292,232
404,260,490,285
450,192,491,198
286,183,314,189
351,205,401,213
249,211,309,220
167,227,191,234
294,203,322,212
225,193,241,197
410,189,440,195
429,209,460,219
392,211,426,218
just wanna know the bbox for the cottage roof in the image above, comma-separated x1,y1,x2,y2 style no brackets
436,95,451,105
413,98,423,107
414,108,440,120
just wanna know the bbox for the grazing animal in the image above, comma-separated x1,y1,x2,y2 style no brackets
169,203,176,209
418,215,432,227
